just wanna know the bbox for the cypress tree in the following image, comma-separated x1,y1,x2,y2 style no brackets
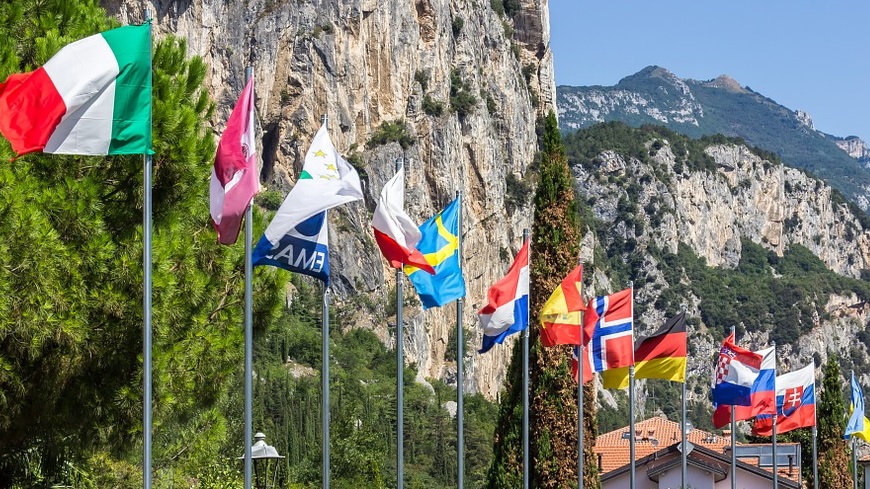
487,111,597,487
816,353,853,488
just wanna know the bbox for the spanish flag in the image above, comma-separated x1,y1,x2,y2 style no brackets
600,311,687,389
539,265,586,347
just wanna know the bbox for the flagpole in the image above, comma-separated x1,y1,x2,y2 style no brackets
143,9,153,489
320,114,331,489
812,423,818,489
396,157,405,489
680,304,688,489
522,228,530,489
853,437,858,489
730,325,736,489
771,340,777,489
629,282,635,489
578,344,584,489
456,189,465,489
243,66,254,489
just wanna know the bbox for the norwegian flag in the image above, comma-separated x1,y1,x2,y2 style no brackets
584,288,634,373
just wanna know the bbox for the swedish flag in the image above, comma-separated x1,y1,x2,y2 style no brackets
404,197,466,308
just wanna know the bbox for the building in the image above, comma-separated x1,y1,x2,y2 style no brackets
594,415,802,488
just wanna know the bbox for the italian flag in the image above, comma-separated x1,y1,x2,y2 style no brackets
0,24,151,157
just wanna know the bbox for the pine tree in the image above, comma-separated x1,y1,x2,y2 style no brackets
816,352,853,488
0,1,285,484
487,111,596,487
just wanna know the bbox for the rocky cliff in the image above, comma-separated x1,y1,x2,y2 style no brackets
101,0,554,399
568,125,870,415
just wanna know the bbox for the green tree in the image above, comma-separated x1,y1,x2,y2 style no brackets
487,111,593,488
816,353,853,488
0,1,284,485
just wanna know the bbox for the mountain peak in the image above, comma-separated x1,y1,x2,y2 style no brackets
702,74,747,93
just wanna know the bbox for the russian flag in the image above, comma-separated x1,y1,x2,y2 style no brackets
711,333,764,407
712,346,776,428
478,241,529,353
753,362,816,436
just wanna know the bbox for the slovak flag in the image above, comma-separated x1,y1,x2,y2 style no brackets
753,362,816,436
210,77,260,245
371,168,435,274
712,346,776,428
478,240,529,353
711,333,764,406
584,288,634,375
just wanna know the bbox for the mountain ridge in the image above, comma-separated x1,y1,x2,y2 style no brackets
557,65,870,209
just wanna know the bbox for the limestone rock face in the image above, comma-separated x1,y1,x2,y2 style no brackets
101,0,554,399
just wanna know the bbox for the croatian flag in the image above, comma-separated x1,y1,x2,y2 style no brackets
478,240,529,353
711,333,764,406
753,362,815,436
584,288,634,374
712,346,776,428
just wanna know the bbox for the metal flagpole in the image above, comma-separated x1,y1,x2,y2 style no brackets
771,341,777,489
321,114,331,489
730,325,736,489
396,157,405,489
456,190,465,489
522,228,530,489
143,9,153,489
680,304,688,489
812,423,818,489
853,437,858,489
629,282,636,489
243,66,255,489
578,344,584,489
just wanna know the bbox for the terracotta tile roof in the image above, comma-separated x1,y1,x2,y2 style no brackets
595,415,803,485
594,415,730,474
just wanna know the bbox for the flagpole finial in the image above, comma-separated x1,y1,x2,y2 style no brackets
321,114,328,128
395,157,404,172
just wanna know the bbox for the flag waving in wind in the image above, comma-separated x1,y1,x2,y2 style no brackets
404,197,465,308
210,77,259,245
601,310,688,389
712,346,776,428
372,168,435,274
711,333,764,407
0,24,151,156
585,288,634,386
478,240,529,353
753,362,816,436
846,371,867,440
252,122,363,283
539,265,584,347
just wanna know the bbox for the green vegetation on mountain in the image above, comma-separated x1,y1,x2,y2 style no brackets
557,66,870,206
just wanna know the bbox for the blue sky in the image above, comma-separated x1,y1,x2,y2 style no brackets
549,1,869,142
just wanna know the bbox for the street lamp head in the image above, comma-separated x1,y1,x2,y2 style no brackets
240,432,284,489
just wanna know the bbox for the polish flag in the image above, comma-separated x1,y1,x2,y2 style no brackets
371,168,435,274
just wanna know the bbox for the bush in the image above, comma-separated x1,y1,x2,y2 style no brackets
451,16,464,37
256,189,284,211
449,69,477,118
422,94,444,117
366,120,415,150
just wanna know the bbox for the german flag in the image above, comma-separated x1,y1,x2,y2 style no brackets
601,311,687,389
538,265,585,347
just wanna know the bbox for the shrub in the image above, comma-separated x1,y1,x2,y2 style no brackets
449,69,477,118
451,16,464,37
366,120,415,150
422,95,444,117
256,189,284,211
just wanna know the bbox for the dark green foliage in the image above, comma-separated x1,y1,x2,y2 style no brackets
414,69,429,92
444,326,471,363
422,94,444,117
451,16,464,37
816,353,852,488
256,189,284,211
0,3,287,486
246,277,497,488
449,69,477,119
366,120,415,150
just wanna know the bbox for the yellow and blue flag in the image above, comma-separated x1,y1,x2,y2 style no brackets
404,197,466,309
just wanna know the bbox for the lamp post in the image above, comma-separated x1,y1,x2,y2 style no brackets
239,432,285,489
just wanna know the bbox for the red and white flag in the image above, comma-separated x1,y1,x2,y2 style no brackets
210,78,259,245
371,168,434,274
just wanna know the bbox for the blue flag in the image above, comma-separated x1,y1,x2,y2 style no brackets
846,371,865,439
404,198,465,309
253,211,330,284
